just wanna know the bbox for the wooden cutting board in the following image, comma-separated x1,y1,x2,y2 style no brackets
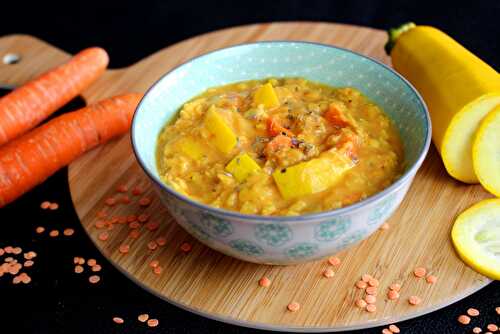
0,22,493,332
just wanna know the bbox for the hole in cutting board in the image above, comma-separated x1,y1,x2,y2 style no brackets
3,53,21,65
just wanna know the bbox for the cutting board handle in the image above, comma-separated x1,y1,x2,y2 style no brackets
0,34,71,88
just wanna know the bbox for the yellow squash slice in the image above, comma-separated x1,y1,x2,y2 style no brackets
473,105,500,197
225,153,261,182
253,82,280,109
387,23,500,183
204,105,237,154
451,198,500,280
272,151,354,200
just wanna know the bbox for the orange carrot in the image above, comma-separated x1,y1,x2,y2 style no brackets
0,47,109,146
0,93,142,207
264,134,293,156
324,104,350,128
267,116,294,137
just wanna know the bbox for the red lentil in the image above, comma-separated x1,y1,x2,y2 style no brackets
387,290,400,300
368,278,379,287
487,324,498,332
89,275,101,284
127,215,137,223
287,302,300,312
355,299,367,309
121,195,131,204
112,317,124,324
77,258,85,265
119,244,130,254
389,324,400,333
328,256,341,266
40,201,51,209
63,228,75,236
36,226,45,234
96,210,107,218
153,266,162,275
366,304,376,313
361,274,372,282
12,247,22,255
426,275,438,284
116,184,128,193
259,276,271,287
95,220,106,229
149,260,159,268
132,186,143,196
408,295,421,305
366,286,378,296
457,315,471,325
180,242,192,253
4,246,13,253
105,197,116,206
382,329,392,334
156,237,167,246
24,260,34,267
129,230,140,239
355,280,367,289
467,308,480,317
49,230,59,237
365,295,376,304
496,306,500,315
87,259,97,266
413,267,427,278
129,221,140,229
138,314,149,322
98,232,109,241
138,214,150,223
74,265,84,274
145,222,159,231
139,197,152,207
389,283,401,292
323,268,335,278
147,241,158,251
472,327,482,334
49,202,59,210
147,319,159,327
91,264,102,272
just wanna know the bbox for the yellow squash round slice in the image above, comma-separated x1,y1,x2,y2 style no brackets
473,105,500,197
451,198,500,280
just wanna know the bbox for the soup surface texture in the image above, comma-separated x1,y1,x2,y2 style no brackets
156,78,404,216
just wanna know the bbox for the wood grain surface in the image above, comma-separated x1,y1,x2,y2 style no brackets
0,22,492,332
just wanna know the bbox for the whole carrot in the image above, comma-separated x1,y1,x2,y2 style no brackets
0,47,109,146
0,93,142,207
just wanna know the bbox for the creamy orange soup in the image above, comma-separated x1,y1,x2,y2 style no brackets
156,78,404,215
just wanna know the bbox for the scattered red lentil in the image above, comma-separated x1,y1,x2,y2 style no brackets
496,306,500,315
355,299,367,309
426,275,438,284
119,244,130,254
73,257,80,264
98,232,109,241
116,184,128,193
105,197,116,206
467,308,480,317
323,268,335,278
21,273,31,284
25,251,37,259
380,223,390,230
5,256,14,262
87,259,97,267
35,226,45,234
24,260,34,267
361,274,373,282
89,275,101,284
408,295,421,305
366,286,378,296
145,221,159,231
127,215,137,223
12,276,21,284
48,202,59,210
368,278,379,287
389,283,401,292
487,324,498,332
0,248,4,256
129,230,140,239
96,210,107,218
156,237,167,246
12,247,22,255
287,302,300,312
138,313,149,322
382,329,392,334
121,195,131,204
458,314,471,325
147,241,158,251
328,256,341,266
147,318,159,327
117,216,127,224
40,201,51,209
138,214,150,223
355,280,367,289
77,257,85,265
259,276,271,287
366,304,376,313
129,221,140,229
413,267,427,278
387,290,400,300
132,186,143,196
74,265,84,274
365,295,376,304
49,230,59,237
389,324,400,333
149,260,159,268
113,317,124,324
91,264,102,272
4,246,13,253
472,327,482,334
180,242,192,253
63,228,75,236
153,266,162,275
95,220,106,229
139,197,152,207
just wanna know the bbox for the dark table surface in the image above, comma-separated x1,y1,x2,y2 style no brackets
1,1,499,333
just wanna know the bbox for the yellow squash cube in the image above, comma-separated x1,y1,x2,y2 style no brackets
225,153,262,182
177,137,205,160
204,105,237,154
253,82,280,109
272,152,354,200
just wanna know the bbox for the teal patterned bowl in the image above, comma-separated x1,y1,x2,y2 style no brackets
131,41,431,265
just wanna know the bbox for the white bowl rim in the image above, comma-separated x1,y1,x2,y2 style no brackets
131,40,432,223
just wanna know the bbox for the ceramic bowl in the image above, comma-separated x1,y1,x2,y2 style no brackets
131,41,431,265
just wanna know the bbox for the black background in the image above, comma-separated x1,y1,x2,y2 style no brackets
0,1,499,333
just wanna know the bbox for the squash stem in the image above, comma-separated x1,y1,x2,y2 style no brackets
384,22,416,55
